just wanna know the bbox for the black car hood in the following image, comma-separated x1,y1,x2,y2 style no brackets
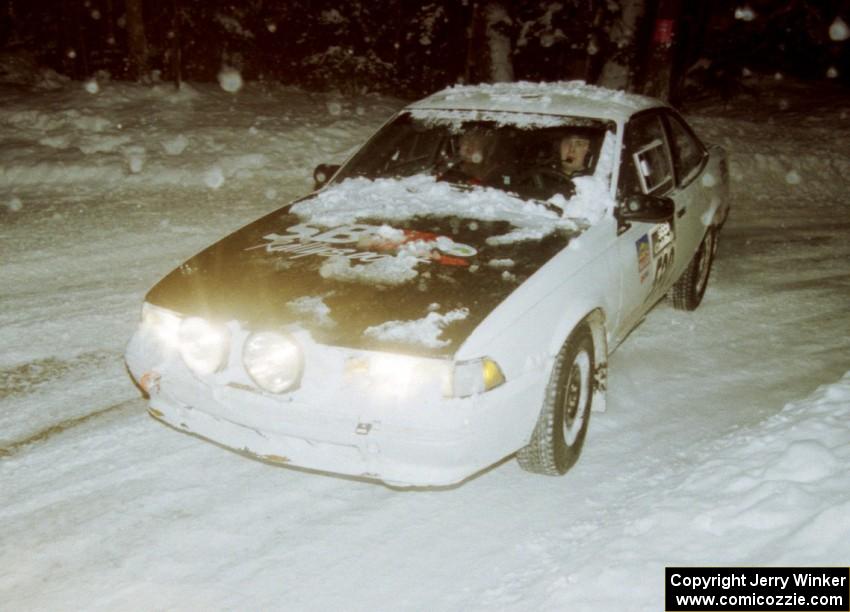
147,200,576,357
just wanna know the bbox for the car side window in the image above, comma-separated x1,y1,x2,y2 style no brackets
619,113,674,197
664,111,706,187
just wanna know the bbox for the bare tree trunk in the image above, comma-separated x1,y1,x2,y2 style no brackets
125,0,148,81
485,2,513,82
465,1,514,84
465,2,486,83
599,0,645,91
642,0,680,100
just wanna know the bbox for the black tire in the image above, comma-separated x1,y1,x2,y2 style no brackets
671,228,717,311
517,328,594,476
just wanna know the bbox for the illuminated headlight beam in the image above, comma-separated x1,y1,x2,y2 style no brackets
141,302,182,348
178,316,230,375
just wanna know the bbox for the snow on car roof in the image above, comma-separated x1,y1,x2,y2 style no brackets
407,80,663,123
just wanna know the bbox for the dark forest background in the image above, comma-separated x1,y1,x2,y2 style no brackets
2,0,848,101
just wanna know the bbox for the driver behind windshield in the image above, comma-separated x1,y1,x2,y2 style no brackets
559,133,593,176
453,129,496,183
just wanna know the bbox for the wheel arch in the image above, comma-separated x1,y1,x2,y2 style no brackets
548,307,609,413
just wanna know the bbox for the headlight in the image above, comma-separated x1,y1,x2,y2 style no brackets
141,302,181,348
364,353,447,398
243,331,303,393
344,354,505,398
450,357,505,398
178,316,230,375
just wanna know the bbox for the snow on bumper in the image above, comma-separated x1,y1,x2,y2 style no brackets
126,326,543,487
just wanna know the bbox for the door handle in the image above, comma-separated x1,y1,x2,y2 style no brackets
677,207,686,218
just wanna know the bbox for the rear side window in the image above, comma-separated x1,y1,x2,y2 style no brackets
665,111,706,186
620,113,674,197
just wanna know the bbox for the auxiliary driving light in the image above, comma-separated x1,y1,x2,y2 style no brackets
242,331,303,393
178,316,230,375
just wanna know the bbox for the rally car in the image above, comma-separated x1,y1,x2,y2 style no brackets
126,81,730,487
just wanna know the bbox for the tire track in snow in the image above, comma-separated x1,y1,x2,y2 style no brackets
0,350,114,399
0,397,138,458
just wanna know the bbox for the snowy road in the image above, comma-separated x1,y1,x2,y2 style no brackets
1,79,848,610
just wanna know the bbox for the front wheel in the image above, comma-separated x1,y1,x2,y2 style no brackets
517,328,594,476
671,228,717,311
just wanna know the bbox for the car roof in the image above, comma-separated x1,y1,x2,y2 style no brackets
406,80,665,124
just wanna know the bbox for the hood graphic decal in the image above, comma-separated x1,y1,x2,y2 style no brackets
247,222,477,268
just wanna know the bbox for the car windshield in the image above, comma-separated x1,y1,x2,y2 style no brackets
334,112,613,202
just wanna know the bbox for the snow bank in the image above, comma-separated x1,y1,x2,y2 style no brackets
672,376,850,551
0,79,401,190
688,75,850,202
546,372,850,610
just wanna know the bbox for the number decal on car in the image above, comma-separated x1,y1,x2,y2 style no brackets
650,223,676,290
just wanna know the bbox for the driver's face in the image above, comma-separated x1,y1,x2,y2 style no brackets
460,134,486,165
560,136,591,174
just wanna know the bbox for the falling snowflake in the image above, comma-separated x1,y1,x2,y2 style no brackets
217,67,243,93
829,17,849,41
204,166,225,189
734,6,756,21
326,101,342,116
162,135,189,156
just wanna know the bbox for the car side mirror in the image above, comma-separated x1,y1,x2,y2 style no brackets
618,193,675,223
313,163,340,190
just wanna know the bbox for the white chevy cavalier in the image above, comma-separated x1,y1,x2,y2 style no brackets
126,81,730,486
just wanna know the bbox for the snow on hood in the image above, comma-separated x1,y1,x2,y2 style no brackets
292,174,577,239
286,129,616,287
295,129,617,235
364,308,470,350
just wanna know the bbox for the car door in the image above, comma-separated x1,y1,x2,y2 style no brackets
661,110,712,280
612,111,678,342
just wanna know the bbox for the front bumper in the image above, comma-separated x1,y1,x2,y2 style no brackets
126,326,544,487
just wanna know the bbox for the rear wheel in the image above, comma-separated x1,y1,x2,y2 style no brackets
517,328,594,476
671,228,717,311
